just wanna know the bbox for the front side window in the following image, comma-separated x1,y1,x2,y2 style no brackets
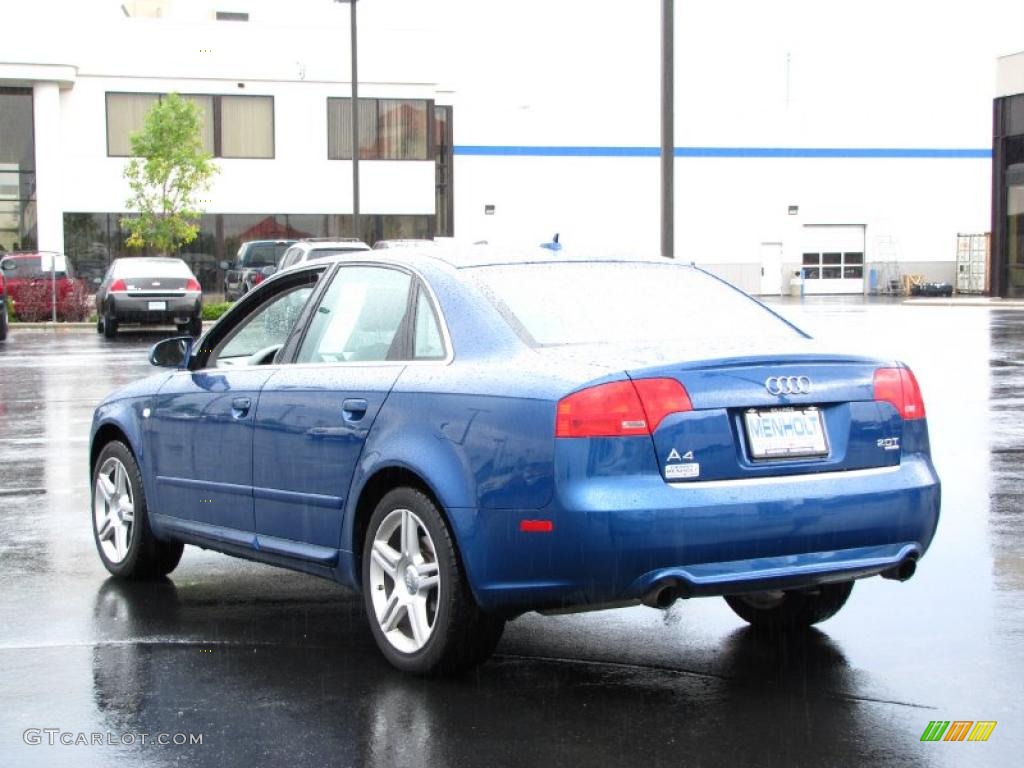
297,266,412,363
327,98,432,160
214,285,313,366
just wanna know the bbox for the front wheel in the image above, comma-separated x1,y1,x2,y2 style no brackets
724,581,854,631
92,440,183,579
362,487,505,675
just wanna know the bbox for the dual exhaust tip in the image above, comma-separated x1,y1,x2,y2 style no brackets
641,557,918,609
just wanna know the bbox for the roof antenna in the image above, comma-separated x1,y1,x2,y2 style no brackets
540,232,562,251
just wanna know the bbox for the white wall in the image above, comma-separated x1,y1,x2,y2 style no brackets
57,76,435,216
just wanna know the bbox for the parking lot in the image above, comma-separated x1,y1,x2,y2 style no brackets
0,298,1021,767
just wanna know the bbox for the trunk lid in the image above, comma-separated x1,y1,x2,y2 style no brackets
626,353,902,483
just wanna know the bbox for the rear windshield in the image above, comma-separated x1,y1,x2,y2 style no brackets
1,255,71,278
307,247,369,261
469,261,803,347
241,243,290,268
114,258,193,278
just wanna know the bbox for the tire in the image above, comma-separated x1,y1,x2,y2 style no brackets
0,306,7,341
188,315,202,337
102,312,118,339
362,487,505,675
96,316,103,334
92,440,184,579
724,581,854,631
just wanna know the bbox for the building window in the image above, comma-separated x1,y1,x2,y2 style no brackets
434,105,453,237
219,96,274,158
106,93,274,159
215,11,248,21
327,98,432,160
0,87,38,251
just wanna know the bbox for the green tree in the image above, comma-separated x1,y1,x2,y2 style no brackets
121,93,218,253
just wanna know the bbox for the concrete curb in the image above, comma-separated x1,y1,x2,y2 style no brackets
7,322,96,332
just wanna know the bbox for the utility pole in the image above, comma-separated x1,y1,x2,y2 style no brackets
661,0,674,258
349,0,360,240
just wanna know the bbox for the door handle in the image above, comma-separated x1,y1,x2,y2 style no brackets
231,397,252,418
342,398,368,422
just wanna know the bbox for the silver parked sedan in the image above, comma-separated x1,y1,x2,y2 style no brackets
95,257,203,339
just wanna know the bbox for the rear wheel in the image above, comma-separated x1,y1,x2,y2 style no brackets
92,440,183,579
102,311,118,339
362,487,505,675
188,315,202,337
724,581,854,631
0,305,7,341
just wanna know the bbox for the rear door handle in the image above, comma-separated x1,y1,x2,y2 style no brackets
231,397,252,418
342,398,368,422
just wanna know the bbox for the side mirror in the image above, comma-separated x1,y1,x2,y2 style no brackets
261,266,277,277
219,260,231,270
149,336,193,369
0,260,15,271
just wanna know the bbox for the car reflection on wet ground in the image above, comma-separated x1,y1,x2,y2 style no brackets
0,301,1021,767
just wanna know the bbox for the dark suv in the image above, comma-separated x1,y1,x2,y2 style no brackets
223,240,295,301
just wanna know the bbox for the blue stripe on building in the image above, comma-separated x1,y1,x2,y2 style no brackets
453,145,991,159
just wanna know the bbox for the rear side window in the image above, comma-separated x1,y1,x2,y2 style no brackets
297,266,412,363
413,289,445,359
470,262,803,347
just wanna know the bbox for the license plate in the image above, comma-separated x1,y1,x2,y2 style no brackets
148,301,167,311
744,407,828,459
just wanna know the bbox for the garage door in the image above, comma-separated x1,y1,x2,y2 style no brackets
801,225,865,295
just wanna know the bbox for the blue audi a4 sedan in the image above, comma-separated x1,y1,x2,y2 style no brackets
89,248,940,674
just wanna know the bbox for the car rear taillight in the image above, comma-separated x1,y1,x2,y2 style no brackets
109,279,127,292
186,278,201,292
252,274,265,286
555,378,692,437
873,367,926,420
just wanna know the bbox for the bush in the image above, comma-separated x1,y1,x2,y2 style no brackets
11,280,93,322
202,301,232,321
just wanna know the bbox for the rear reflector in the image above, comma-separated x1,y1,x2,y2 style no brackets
109,279,127,292
519,519,553,533
873,367,926,420
555,378,692,437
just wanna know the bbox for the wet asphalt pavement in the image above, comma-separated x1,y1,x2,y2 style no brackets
0,300,1021,767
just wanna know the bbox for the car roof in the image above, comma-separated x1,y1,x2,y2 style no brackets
313,244,674,268
294,240,370,251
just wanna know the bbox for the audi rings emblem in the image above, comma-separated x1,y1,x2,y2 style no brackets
765,375,812,395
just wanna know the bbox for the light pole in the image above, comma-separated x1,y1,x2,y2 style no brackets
661,0,674,259
335,0,360,240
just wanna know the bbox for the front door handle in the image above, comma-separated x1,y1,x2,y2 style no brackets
342,398,368,422
231,397,252,418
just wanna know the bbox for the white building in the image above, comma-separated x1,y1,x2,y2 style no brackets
1,0,1020,294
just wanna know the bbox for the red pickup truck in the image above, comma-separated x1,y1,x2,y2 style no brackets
0,251,90,325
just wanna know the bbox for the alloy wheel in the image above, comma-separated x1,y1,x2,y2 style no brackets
368,508,441,654
93,457,135,564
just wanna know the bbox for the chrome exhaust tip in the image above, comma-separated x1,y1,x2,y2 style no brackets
881,558,917,582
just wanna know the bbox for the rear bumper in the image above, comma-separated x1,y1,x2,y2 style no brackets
449,456,940,613
110,295,200,324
